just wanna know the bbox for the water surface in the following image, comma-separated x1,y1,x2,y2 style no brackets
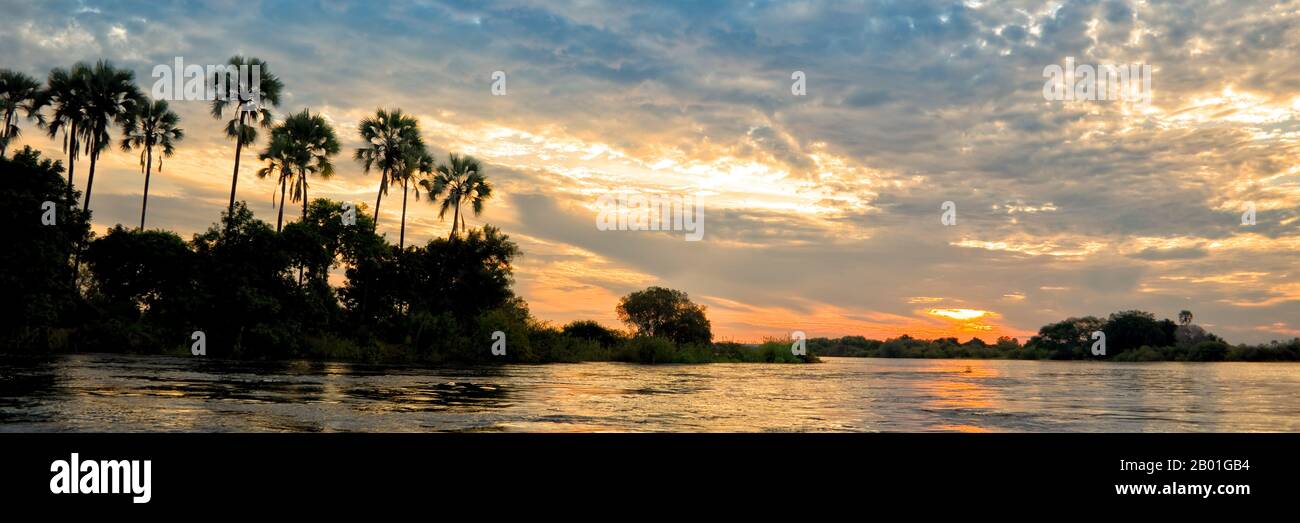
1,354,1297,432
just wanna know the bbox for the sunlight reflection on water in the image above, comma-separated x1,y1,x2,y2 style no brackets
1,354,1297,432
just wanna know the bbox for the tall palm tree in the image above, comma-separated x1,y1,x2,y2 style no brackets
210,55,283,216
354,109,420,234
119,99,183,230
43,63,92,202
0,69,46,158
279,109,340,220
79,60,144,214
421,153,493,241
391,137,431,249
256,133,296,233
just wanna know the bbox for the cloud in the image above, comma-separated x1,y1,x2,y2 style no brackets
1129,246,1209,261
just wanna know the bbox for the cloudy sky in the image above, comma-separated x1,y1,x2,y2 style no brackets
5,0,1299,343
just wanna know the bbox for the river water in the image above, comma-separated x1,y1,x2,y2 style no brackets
1,354,1296,432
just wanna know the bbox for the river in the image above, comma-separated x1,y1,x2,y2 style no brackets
1,354,1296,432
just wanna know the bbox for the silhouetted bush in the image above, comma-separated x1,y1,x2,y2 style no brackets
0,148,90,352
616,287,712,345
561,320,624,348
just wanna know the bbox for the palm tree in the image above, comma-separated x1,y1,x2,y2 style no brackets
0,69,46,158
421,153,493,241
392,137,432,249
43,63,92,202
119,99,183,229
354,109,420,234
279,109,340,221
79,60,144,214
210,56,284,216
256,133,296,233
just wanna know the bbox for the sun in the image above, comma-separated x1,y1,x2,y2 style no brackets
927,308,989,321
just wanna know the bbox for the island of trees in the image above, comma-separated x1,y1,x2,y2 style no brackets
0,60,815,364
2,60,1295,365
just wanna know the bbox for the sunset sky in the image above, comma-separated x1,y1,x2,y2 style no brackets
4,0,1299,343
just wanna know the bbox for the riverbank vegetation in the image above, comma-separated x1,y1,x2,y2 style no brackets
809,310,1300,362
1,59,814,364
2,61,1293,365
2,146,819,364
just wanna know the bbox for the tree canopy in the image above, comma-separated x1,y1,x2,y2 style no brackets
616,286,713,345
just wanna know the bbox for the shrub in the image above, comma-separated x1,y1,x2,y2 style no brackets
1186,340,1229,362
561,320,623,348
618,336,678,364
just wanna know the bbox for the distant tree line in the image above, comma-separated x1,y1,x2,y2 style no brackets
809,310,1300,362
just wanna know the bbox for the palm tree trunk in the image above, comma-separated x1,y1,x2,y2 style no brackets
301,172,308,220
399,177,409,249
83,138,100,213
0,109,13,158
449,200,461,241
298,170,307,286
276,177,286,233
72,133,101,288
65,123,78,204
372,167,387,232
227,111,248,215
64,126,81,287
140,145,153,230
360,167,388,320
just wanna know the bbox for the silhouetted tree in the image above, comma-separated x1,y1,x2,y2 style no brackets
83,226,196,351
189,202,297,357
391,135,430,249
562,320,623,348
422,153,492,241
355,109,420,234
1101,310,1176,354
210,56,284,215
256,132,296,232
341,224,520,331
1028,316,1104,358
616,286,713,345
0,147,89,350
280,109,339,221
43,63,92,202
0,69,46,158
119,98,183,229
79,60,144,213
